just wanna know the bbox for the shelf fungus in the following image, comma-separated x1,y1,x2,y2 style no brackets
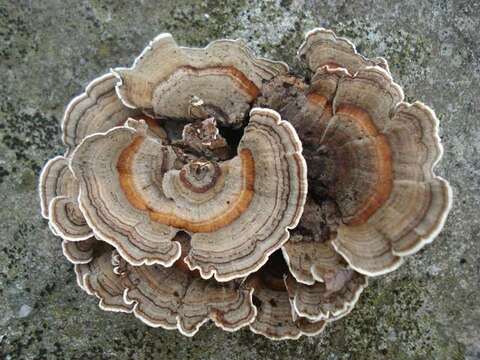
39,155,92,241
75,241,134,313
114,33,288,127
245,252,327,340
39,29,451,339
119,234,257,336
70,108,307,281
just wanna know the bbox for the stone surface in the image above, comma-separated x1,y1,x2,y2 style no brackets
0,0,478,359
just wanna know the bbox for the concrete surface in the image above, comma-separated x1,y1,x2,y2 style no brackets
0,0,479,359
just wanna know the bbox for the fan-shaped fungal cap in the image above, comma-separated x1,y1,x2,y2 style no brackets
39,156,92,241
40,126,166,243
70,108,307,282
62,238,97,264
117,233,256,336
62,73,143,156
290,49,452,275
41,71,168,241
70,120,181,267
281,198,341,284
298,28,389,75
114,34,288,126
245,252,326,340
183,108,307,280
332,101,452,275
285,270,367,321
282,209,367,322
75,242,133,313
62,72,167,157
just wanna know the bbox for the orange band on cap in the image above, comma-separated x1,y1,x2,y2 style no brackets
117,137,255,233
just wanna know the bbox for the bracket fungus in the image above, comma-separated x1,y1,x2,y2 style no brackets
114,33,288,127
39,155,92,241
119,236,257,336
245,251,327,340
75,241,134,313
39,28,451,340
70,109,307,281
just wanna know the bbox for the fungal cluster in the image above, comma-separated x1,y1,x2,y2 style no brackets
39,29,452,340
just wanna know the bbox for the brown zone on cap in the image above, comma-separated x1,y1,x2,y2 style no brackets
302,93,393,227
173,233,201,277
321,61,345,71
302,91,393,227
136,114,166,139
175,65,261,100
117,136,255,233
179,161,222,193
330,103,393,226
306,92,328,108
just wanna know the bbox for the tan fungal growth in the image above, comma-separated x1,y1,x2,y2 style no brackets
184,108,307,280
62,238,97,264
285,271,367,321
301,64,452,276
70,120,181,267
298,28,389,75
71,109,307,281
75,243,133,313
245,253,326,340
248,281,326,340
114,33,288,127
39,28,452,339
62,73,142,155
117,235,256,336
122,265,256,335
258,35,452,277
40,72,167,242
39,156,92,241
281,198,341,284
281,202,368,320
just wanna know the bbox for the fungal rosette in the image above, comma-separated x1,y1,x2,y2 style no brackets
259,28,452,278
39,28,451,340
70,108,308,281
116,233,256,335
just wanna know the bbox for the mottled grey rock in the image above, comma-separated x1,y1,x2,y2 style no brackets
0,0,478,359
17,305,33,319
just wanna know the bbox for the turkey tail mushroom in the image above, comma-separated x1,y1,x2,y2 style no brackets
113,33,288,127
298,27,389,75
62,238,97,264
332,101,452,275
245,252,327,340
38,156,93,241
61,73,142,156
285,271,367,321
121,236,256,336
75,244,134,313
70,109,307,282
293,31,452,276
184,108,308,281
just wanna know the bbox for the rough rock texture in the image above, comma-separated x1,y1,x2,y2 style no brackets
0,1,478,359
